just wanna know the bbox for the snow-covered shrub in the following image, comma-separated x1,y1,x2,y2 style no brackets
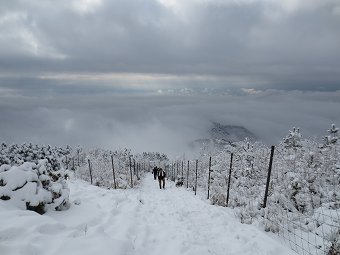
0,143,72,171
211,188,227,206
327,229,340,255
0,160,70,214
283,127,302,150
323,124,339,147
234,197,259,225
190,124,339,254
75,148,153,189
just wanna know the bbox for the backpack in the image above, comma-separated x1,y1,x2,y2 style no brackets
158,169,165,178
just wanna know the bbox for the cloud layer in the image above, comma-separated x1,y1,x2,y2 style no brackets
1,82,339,156
1,0,340,156
1,0,340,89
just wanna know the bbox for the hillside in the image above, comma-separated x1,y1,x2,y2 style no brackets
0,175,294,255
190,122,257,151
209,122,256,141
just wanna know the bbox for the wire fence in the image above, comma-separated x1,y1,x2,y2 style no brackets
68,144,339,255
166,145,339,255
267,147,340,255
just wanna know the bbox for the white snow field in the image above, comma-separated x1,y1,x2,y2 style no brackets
0,174,295,255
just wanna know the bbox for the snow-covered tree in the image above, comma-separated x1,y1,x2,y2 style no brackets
323,124,339,146
283,127,302,150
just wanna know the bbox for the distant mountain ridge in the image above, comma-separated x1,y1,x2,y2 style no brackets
209,122,256,142
189,122,256,151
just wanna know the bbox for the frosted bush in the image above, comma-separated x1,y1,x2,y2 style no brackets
0,160,70,214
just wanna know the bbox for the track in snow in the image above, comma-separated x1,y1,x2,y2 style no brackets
0,174,295,255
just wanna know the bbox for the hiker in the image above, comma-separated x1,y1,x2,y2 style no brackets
152,166,158,180
158,168,166,189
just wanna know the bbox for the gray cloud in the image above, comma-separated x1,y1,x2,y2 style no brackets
1,80,339,156
1,0,340,156
1,0,340,90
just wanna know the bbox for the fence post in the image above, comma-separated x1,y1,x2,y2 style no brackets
88,159,93,185
129,156,133,188
170,163,173,181
133,159,136,175
77,150,80,166
111,155,117,189
263,145,275,208
195,159,198,195
186,160,189,188
207,156,212,199
174,163,176,181
226,153,233,207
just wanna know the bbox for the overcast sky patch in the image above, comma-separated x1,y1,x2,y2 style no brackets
0,0,339,155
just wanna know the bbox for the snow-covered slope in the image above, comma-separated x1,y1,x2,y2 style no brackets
0,175,295,255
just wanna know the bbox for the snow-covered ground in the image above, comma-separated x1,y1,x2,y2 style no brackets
0,174,295,255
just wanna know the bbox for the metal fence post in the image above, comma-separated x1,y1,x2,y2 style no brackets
207,156,212,199
186,160,189,188
195,159,198,195
111,155,117,189
263,145,275,208
171,162,174,181
77,150,80,166
133,159,136,175
129,156,133,188
88,159,93,184
226,153,233,207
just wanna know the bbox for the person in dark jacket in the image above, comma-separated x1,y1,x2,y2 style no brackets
158,168,166,189
152,166,158,180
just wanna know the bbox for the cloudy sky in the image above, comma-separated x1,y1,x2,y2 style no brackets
1,0,340,156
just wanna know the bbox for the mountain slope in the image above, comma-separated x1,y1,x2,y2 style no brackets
210,122,256,142
190,122,257,151
0,175,294,255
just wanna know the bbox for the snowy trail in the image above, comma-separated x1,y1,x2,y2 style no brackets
0,174,295,255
